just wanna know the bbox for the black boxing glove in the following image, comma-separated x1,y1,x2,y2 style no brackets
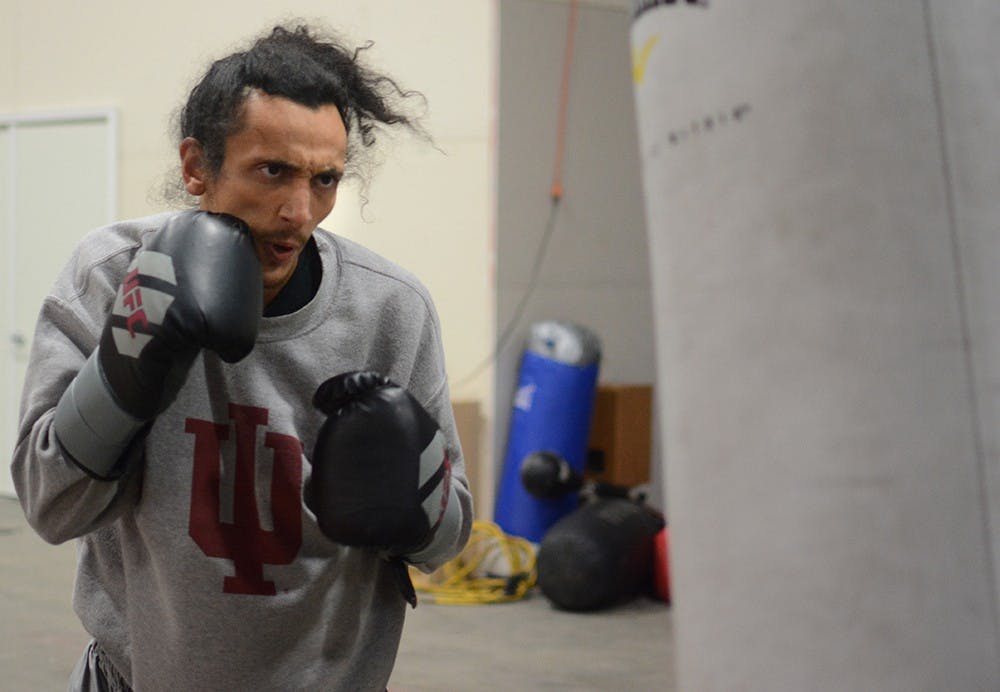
305,371,459,558
54,210,262,478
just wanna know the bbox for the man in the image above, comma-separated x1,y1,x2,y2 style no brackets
10,24,472,691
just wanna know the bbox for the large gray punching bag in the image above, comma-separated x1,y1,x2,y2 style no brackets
630,2,1000,690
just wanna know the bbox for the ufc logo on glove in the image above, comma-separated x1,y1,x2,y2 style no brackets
111,252,177,358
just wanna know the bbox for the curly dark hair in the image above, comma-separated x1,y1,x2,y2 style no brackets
166,23,425,201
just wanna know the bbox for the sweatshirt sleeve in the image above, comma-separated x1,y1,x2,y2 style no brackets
10,249,141,545
404,380,475,574
395,296,474,574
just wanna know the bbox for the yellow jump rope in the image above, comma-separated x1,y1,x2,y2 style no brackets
409,520,537,605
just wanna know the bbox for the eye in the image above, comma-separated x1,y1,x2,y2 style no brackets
315,172,340,190
259,163,285,178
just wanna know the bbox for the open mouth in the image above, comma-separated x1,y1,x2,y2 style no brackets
263,241,298,265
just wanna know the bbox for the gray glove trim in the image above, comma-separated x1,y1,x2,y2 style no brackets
53,349,146,479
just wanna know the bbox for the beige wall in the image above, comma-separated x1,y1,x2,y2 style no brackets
0,0,495,409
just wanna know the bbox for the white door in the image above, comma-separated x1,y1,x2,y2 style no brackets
2,112,116,497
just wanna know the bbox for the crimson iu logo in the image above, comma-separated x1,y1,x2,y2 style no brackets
186,403,304,596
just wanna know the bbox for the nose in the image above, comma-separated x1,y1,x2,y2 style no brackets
278,182,312,228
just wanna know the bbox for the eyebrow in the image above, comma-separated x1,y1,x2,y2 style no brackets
263,158,344,181
318,166,345,182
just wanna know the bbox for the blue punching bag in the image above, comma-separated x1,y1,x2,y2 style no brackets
494,321,601,542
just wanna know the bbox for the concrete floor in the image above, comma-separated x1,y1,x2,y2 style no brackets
0,496,674,690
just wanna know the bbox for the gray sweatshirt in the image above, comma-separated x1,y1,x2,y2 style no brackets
11,212,473,691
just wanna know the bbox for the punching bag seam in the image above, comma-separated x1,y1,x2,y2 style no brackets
921,0,1000,656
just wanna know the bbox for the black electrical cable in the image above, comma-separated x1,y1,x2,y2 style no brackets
449,195,561,391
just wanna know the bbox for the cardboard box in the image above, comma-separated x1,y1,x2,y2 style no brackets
451,400,484,517
586,384,653,488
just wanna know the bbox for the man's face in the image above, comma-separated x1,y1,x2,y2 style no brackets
182,90,348,305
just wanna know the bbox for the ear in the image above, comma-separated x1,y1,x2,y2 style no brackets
180,137,209,197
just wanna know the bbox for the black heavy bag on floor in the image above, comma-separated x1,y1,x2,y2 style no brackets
537,497,665,611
